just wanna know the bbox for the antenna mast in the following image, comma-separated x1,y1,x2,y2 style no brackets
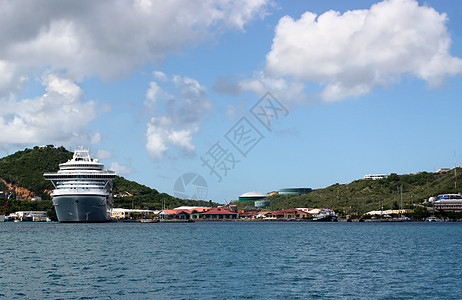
455,150,457,193
400,184,403,218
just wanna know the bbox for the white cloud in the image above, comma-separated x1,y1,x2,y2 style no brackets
0,73,98,147
96,149,113,160
144,81,164,110
240,71,308,107
152,71,168,82
144,75,211,161
110,162,134,176
90,132,102,144
0,60,27,98
168,128,196,151
264,0,462,102
146,121,169,161
0,0,271,149
146,119,198,161
0,0,271,93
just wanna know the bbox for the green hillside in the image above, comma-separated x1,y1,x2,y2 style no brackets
1,145,460,220
0,145,72,198
0,146,214,217
263,170,461,217
112,176,212,210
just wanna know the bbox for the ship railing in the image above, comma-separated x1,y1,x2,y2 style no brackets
44,173,116,178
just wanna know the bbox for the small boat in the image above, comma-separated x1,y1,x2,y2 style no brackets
140,219,159,223
426,216,441,222
313,209,337,222
399,215,412,222
434,194,462,211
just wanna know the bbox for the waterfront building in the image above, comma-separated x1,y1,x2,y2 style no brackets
238,191,268,202
199,207,238,219
239,210,260,218
256,211,277,219
170,207,212,219
111,208,157,219
269,209,313,219
273,211,285,219
173,206,211,213
14,211,49,222
158,209,191,220
279,188,312,195
282,208,312,219
365,209,413,216
296,208,314,213
364,174,389,180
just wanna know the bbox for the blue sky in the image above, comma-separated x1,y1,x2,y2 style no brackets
1,0,462,203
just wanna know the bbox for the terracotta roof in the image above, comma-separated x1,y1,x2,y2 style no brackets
241,210,259,214
260,211,274,215
240,212,256,216
160,209,190,215
188,207,211,213
199,207,237,215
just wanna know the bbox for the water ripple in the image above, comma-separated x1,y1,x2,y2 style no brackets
0,222,461,299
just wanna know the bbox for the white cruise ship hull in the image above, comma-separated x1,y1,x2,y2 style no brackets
53,195,111,222
44,147,116,222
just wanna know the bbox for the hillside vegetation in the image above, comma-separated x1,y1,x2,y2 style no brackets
0,146,214,217
264,171,461,216
1,146,460,219
112,176,212,210
0,145,72,199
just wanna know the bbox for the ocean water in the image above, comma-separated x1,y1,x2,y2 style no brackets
1,222,461,299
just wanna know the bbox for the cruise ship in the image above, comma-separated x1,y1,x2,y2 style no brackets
44,147,116,222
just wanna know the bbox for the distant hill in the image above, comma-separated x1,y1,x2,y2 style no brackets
263,170,462,216
112,176,213,210
0,145,214,217
0,145,73,199
2,146,460,219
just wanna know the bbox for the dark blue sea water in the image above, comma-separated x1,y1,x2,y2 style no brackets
1,222,461,299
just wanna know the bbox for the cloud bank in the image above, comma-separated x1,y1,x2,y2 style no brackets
145,72,212,161
0,0,271,148
259,0,462,102
0,73,98,148
110,162,134,176
0,0,271,86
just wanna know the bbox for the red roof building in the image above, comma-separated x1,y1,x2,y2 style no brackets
199,207,238,219
189,207,211,213
283,209,312,219
158,209,191,219
271,209,313,219
273,211,285,218
239,210,260,218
